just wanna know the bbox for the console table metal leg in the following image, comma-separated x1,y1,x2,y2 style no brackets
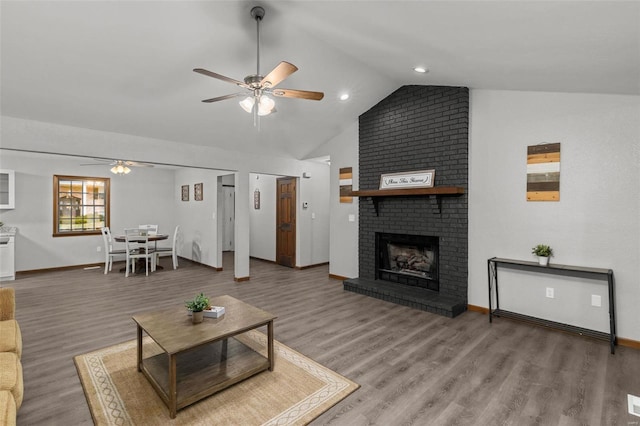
487,259,493,323
608,270,616,354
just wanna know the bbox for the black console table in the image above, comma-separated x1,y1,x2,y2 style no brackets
487,257,616,354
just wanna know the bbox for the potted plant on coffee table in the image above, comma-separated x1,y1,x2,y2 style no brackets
532,244,553,266
185,292,210,324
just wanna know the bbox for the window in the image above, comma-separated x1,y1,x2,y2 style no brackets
53,175,110,236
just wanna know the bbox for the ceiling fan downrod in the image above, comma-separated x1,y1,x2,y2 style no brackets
251,6,265,78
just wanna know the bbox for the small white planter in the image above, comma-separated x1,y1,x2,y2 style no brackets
538,256,549,266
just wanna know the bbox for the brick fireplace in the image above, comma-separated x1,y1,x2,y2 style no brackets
343,85,469,318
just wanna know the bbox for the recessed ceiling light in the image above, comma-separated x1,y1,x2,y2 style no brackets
413,66,428,74
339,93,350,101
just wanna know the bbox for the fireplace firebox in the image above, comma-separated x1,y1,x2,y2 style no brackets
376,233,439,292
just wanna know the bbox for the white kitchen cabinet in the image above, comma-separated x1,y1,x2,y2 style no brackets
0,170,15,209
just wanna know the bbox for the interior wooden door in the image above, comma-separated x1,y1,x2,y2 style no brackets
276,177,296,268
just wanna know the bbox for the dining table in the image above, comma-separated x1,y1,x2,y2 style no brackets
114,233,169,273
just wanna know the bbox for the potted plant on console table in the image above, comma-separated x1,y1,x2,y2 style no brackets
185,292,210,324
532,244,553,266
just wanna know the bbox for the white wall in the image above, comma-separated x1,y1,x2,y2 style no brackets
321,122,359,278
249,173,277,262
469,90,640,340
248,168,331,266
298,162,331,266
0,150,175,270
0,116,331,276
174,168,231,269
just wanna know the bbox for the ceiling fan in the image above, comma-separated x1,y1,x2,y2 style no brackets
193,6,324,121
80,159,154,175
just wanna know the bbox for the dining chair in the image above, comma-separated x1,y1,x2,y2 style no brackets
124,228,156,277
101,227,127,274
138,224,158,236
155,225,180,270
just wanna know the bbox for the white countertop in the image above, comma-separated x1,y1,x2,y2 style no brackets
0,227,17,236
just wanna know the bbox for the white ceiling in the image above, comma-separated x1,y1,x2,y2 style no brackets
2,1,639,160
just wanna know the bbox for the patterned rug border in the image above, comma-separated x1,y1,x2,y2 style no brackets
74,329,359,425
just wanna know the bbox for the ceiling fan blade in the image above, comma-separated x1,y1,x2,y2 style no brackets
193,68,249,88
271,88,324,101
260,62,298,88
202,93,246,103
123,161,154,168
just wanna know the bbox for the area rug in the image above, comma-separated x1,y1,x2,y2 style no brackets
74,330,359,425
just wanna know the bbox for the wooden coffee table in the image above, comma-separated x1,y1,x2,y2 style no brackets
132,295,277,418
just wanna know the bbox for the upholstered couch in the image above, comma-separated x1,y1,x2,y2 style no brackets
0,287,22,426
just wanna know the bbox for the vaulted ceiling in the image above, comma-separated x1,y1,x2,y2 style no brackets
2,1,638,160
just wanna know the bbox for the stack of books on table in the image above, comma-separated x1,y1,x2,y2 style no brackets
188,306,225,318
203,306,225,318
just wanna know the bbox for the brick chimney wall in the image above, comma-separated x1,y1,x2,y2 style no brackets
358,85,469,300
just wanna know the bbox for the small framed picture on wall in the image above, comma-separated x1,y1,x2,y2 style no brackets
181,185,189,201
194,183,203,201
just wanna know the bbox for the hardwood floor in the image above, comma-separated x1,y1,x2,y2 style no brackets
10,254,640,425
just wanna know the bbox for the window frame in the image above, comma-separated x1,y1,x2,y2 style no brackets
53,175,110,237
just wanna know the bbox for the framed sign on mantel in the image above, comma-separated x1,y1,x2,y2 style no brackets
379,169,435,190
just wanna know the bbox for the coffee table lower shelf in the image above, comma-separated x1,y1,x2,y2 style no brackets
140,337,270,415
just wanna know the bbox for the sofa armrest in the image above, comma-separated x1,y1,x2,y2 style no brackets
0,288,15,321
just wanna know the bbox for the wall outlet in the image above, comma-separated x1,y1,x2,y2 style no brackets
591,295,602,307
96,246,101,252
348,214,355,222
545,287,554,298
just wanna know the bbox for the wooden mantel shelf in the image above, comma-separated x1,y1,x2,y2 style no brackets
347,186,465,215
348,187,464,197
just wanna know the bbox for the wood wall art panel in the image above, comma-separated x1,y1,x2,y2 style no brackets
339,167,353,203
527,143,560,201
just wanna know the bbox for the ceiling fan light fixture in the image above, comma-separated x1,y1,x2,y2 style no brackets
257,95,276,116
239,97,255,113
111,165,131,175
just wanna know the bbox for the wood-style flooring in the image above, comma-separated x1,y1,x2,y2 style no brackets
10,254,640,425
